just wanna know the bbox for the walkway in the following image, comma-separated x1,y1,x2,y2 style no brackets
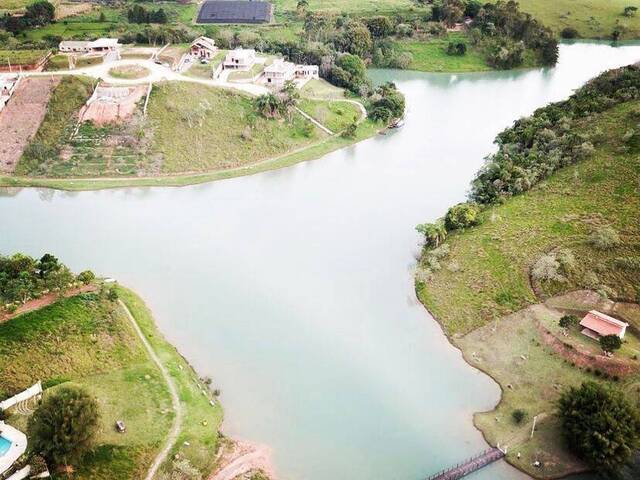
118,299,182,480
426,448,505,480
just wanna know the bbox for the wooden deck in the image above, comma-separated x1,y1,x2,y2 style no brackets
426,447,505,480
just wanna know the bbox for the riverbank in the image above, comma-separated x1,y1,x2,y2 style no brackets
0,276,273,479
416,83,640,477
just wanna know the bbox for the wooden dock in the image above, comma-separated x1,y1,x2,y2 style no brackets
426,447,505,480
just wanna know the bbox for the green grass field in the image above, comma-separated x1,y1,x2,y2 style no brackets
298,98,361,133
271,0,415,16
398,33,492,73
418,100,640,337
147,82,326,173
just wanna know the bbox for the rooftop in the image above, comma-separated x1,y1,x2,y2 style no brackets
580,310,629,337
197,0,273,24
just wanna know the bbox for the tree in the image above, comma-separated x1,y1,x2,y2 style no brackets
512,408,528,424
416,221,447,249
28,387,99,468
444,202,480,230
24,1,55,26
296,0,309,15
365,16,394,38
255,93,282,118
624,6,638,17
559,314,578,329
557,382,640,472
340,21,373,57
77,270,95,285
98,11,106,22
600,334,622,353
441,0,465,27
37,253,59,279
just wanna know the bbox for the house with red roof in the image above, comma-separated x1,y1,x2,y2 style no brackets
579,310,629,340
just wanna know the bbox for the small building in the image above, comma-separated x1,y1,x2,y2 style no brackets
579,310,629,340
197,0,273,24
190,36,217,60
59,38,120,55
263,58,296,86
223,48,256,70
295,64,319,80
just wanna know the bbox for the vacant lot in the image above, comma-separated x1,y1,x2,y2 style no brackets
398,33,491,73
272,0,415,15
0,77,59,173
109,65,150,80
0,49,48,66
298,99,361,133
147,82,326,173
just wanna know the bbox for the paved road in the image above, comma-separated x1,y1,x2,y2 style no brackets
26,58,269,96
119,299,182,480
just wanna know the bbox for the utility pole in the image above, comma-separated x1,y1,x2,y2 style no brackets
530,415,538,439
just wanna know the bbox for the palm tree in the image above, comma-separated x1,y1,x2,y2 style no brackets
255,93,281,119
416,220,447,249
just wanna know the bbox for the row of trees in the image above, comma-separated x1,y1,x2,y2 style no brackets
0,253,94,308
470,64,640,204
127,5,168,25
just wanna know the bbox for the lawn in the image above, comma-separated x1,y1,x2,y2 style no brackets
418,100,640,337
185,50,226,79
146,82,326,173
300,78,346,99
510,0,640,39
271,0,416,16
0,0,33,11
398,34,491,73
0,292,171,479
298,98,361,133
109,64,150,79
24,20,115,40
228,60,268,81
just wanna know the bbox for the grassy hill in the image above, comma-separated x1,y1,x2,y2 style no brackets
0,286,223,479
416,68,640,477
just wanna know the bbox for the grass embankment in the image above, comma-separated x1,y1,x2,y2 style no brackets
0,287,223,478
46,54,103,71
228,60,270,81
185,50,227,79
108,65,150,80
417,100,640,477
147,82,324,173
0,49,48,66
398,33,491,73
15,76,94,176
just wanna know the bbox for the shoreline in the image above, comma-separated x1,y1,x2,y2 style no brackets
0,121,381,192
117,285,276,480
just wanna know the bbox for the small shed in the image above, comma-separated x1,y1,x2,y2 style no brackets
579,310,629,340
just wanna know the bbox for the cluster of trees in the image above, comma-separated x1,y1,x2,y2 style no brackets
416,202,479,249
127,5,168,25
472,1,558,68
254,81,300,121
470,65,640,204
367,82,406,122
0,253,94,309
558,382,640,473
0,0,55,34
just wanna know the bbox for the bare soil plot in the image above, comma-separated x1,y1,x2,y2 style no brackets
0,77,59,173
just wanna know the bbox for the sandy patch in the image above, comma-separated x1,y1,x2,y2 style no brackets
79,84,147,125
208,439,275,480
0,76,59,173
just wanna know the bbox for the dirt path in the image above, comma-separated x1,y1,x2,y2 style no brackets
0,76,59,173
118,299,183,480
208,440,274,480
0,284,96,324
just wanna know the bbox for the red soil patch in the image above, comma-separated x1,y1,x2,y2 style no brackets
0,284,97,324
0,76,60,173
79,84,147,125
535,321,637,377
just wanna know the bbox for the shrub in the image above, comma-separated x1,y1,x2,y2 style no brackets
600,334,622,353
557,382,640,471
589,226,620,250
512,408,528,424
446,41,467,56
559,314,578,329
532,253,564,283
76,270,95,285
444,203,480,231
561,27,579,39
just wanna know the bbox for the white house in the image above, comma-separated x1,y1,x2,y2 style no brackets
263,58,296,86
190,36,217,60
59,38,120,54
295,64,319,80
223,48,256,70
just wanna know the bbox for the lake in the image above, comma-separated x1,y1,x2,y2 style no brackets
2,42,639,480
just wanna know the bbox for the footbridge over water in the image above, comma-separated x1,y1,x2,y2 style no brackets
426,447,506,480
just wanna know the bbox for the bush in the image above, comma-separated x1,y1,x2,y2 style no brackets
532,253,564,283
444,203,479,231
557,382,640,471
512,408,528,424
446,41,467,56
589,226,620,250
600,334,622,353
559,314,579,329
76,270,95,285
561,27,579,39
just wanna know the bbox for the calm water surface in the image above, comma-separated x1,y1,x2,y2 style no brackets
2,43,640,480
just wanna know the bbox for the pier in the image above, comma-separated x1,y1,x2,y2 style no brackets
426,447,506,480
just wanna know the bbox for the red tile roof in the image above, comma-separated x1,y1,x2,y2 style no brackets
579,311,628,337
